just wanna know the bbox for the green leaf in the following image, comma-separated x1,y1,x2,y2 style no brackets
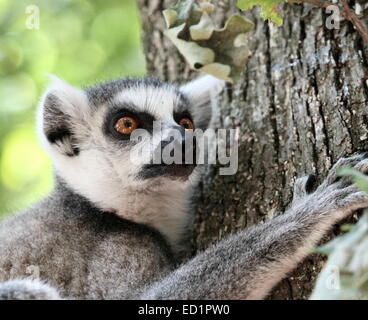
337,167,368,193
163,0,204,32
165,23,216,72
163,0,254,82
237,0,288,26
190,12,215,40
311,213,368,300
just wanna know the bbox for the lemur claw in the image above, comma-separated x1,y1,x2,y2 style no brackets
311,154,368,217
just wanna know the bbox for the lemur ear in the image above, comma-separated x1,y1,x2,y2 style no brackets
38,76,89,157
180,75,225,129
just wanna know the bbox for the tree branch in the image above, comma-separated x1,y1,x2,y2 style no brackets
300,0,333,9
340,0,368,44
300,0,368,44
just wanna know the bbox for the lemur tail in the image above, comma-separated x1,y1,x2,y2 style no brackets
0,279,62,300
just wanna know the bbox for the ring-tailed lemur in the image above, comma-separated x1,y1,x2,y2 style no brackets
0,75,368,300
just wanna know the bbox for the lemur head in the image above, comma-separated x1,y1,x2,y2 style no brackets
37,75,224,244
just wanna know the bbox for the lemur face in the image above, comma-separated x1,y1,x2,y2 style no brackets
95,79,197,181
38,76,223,213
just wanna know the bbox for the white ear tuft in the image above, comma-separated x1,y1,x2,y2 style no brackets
43,75,87,117
180,75,225,129
37,76,89,157
180,74,225,105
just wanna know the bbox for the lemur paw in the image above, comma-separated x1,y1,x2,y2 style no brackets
310,153,368,218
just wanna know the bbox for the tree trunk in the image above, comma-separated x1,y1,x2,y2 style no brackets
138,0,368,299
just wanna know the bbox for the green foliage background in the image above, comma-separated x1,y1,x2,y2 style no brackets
0,0,146,218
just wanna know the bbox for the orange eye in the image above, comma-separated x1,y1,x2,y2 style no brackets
115,117,139,135
179,118,194,130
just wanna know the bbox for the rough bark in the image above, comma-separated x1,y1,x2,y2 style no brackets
138,0,368,299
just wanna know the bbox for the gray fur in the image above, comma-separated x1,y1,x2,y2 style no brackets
142,154,368,299
0,75,367,300
0,178,175,299
0,279,61,300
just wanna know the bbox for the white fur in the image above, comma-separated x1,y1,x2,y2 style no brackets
181,74,225,107
114,85,182,121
